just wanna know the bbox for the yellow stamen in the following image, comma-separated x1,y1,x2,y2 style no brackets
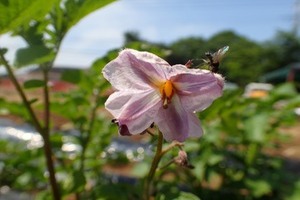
160,80,174,109
164,80,173,98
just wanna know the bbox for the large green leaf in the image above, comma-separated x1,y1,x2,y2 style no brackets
63,0,116,32
0,0,58,34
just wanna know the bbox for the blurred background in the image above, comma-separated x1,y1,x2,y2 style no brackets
0,0,300,199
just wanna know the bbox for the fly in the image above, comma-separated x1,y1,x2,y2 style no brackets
203,46,229,73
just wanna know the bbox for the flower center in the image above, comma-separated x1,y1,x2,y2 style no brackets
160,80,174,109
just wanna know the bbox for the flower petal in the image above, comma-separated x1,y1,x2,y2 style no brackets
105,88,161,134
102,49,170,91
171,71,224,112
154,95,202,142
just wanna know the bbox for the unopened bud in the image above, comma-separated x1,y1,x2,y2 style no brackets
174,150,194,169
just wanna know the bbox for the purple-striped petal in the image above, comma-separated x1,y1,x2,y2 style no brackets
102,49,170,91
105,88,162,134
154,95,202,142
171,71,224,112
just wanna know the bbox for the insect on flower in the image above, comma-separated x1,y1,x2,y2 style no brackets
203,46,229,73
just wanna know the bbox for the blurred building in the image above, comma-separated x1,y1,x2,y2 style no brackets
260,62,300,91
0,66,79,101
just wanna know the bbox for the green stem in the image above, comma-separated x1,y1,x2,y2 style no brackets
76,90,101,200
42,132,61,200
42,67,50,133
144,130,163,200
80,90,100,171
0,51,43,133
0,52,61,200
42,66,61,200
143,132,184,200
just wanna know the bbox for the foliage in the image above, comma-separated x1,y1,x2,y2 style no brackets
1,0,300,199
0,0,58,34
263,31,300,71
145,83,300,200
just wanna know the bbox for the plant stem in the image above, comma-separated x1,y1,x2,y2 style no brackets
42,68,50,133
0,51,43,133
144,130,163,200
0,52,61,200
80,90,100,171
42,66,61,200
42,132,61,200
143,132,184,200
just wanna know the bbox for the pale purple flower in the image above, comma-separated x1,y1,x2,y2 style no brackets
102,49,224,142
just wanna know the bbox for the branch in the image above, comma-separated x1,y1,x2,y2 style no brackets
0,49,43,134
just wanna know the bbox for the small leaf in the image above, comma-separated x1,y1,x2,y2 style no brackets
71,170,86,192
193,161,205,181
245,113,269,143
271,83,298,98
175,192,201,200
15,45,55,67
61,69,82,84
28,98,38,104
131,162,149,178
245,179,272,197
207,154,223,165
23,79,45,89
0,48,8,55
286,180,300,200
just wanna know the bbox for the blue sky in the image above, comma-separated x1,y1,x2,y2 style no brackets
0,0,296,68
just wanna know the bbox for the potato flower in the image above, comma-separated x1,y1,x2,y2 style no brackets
102,49,224,142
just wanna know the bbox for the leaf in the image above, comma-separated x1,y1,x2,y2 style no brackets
61,69,82,84
28,98,38,104
193,161,205,181
0,0,58,34
15,45,55,67
71,170,86,192
245,143,258,165
286,180,300,200
270,83,298,98
131,162,149,178
63,170,86,193
23,79,45,89
0,47,8,54
175,192,201,200
245,179,272,197
244,113,269,143
63,0,116,32
207,154,223,165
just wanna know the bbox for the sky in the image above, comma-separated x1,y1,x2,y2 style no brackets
0,0,297,69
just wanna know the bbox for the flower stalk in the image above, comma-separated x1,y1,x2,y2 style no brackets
144,130,163,200
144,130,184,200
